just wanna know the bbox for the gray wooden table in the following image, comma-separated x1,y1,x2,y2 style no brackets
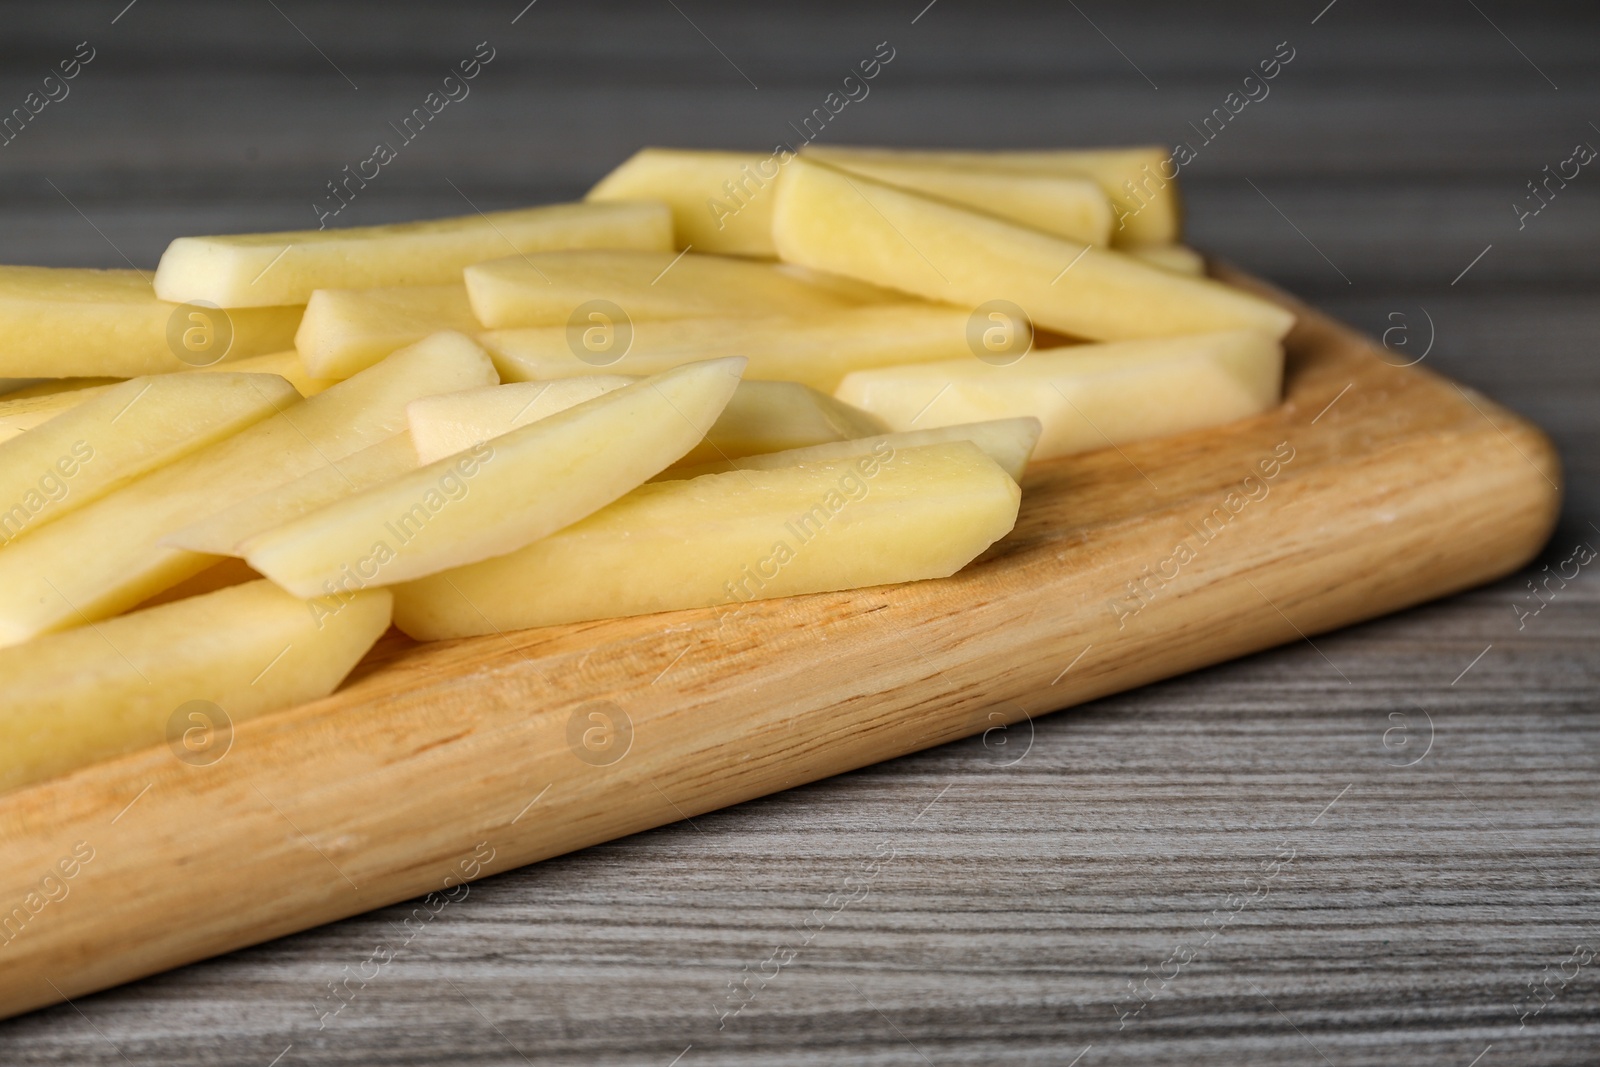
2,2,1596,1064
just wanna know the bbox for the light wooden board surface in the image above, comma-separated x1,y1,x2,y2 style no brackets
0,268,1562,1018
1,3,1597,1065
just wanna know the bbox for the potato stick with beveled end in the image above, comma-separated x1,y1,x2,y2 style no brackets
243,357,746,598
773,159,1291,343
586,147,1122,253
0,580,391,795
0,373,297,546
296,284,482,379
586,148,785,256
805,144,1183,245
0,331,496,647
406,377,884,468
407,378,635,464
163,434,421,557
464,249,858,329
155,200,673,308
0,267,301,377
0,353,330,447
392,441,1020,639
662,416,1042,484
836,329,1283,461
481,304,982,394
817,157,1115,246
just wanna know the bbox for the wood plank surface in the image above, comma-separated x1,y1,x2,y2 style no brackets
0,2,1596,1064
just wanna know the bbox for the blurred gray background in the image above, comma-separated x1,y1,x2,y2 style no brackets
1,2,1596,1065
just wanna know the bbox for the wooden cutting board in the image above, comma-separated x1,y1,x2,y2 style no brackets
0,268,1560,1021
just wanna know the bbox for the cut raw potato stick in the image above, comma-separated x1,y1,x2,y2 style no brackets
464,249,858,329
242,358,745,598
587,148,784,257
804,144,1183,245
0,580,391,795
192,349,339,396
0,382,119,444
0,267,301,377
1127,244,1206,275
815,156,1116,245
296,284,482,379
0,331,496,646
835,328,1283,461
392,440,1021,639
0,373,298,545
677,379,887,466
586,147,1119,253
406,377,885,468
154,201,674,308
483,304,984,394
164,433,420,557
7,354,351,435
664,416,1042,483
407,377,633,464
773,159,1293,342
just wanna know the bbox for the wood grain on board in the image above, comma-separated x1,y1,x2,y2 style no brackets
0,270,1561,1024
1,3,1596,1063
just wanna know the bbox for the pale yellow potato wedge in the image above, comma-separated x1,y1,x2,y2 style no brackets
407,378,633,464
0,382,118,444
483,304,983,393
0,353,335,445
677,380,887,466
773,159,1293,342
0,331,496,646
464,249,857,329
819,157,1115,245
0,580,391,794
1127,244,1206,275
0,373,297,546
835,329,1283,461
0,267,302,377
164,434,420,557
243,358,745,598
805,145,1182,245
154,201,674,308
586,148,782,256
663,416,1042,483
192,349,339,396
406,377,884,469
585,147,1120,253
392,441,1021,639
296,284,482,379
